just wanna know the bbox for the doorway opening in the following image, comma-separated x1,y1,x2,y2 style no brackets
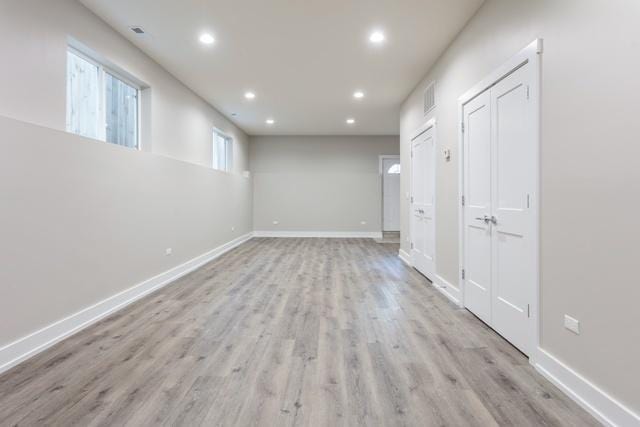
379,155,401,242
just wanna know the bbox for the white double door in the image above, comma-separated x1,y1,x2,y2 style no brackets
411,125,435,279
462,63,536,356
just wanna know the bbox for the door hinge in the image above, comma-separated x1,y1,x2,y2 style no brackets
461,269,465,280
527,304,531,318
461,195,465,206
411,242,414,249
411,196,414,203
411,150,414,158
526,85,530,100
461,122,465,133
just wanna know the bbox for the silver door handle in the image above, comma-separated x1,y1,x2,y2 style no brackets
475,215,490,223
490,216,497,225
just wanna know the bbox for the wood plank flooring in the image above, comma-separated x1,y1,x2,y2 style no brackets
0,238,598,426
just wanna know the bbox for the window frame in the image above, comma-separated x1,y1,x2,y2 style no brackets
212,129,233,173
66,46,142,150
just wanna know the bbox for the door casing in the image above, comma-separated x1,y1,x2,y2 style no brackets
457,39,542,361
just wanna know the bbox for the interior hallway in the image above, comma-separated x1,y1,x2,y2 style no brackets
0,238,597,426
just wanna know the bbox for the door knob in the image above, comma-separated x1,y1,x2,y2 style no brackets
475,215,490,223
490,216,497,225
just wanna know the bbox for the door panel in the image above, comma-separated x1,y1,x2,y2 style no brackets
411,125,435,279
490,64,535,355
463,91,492,324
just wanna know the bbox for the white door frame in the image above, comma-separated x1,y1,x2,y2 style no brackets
457,39,542,361
379,155,401,233
409,117,437,277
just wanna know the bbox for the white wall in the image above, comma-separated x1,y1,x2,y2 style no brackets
0,116,252,348
251,136,399,234
400,0,640,415
0,0,249,171
0,0,253,356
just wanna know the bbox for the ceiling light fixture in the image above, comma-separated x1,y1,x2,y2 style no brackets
369,31,385,44
266,119,275,125
244,92,256,100
353,91,365,99
346,118,356,124
199,33,215,45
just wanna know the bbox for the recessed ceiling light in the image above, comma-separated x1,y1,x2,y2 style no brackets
346,118,356,124
199,33,215,45
353,91,365,99
244,92,256,100
369,31,385,44
266,119,275,125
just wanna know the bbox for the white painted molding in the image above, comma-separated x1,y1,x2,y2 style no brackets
253,231,382,239
0,232,254,375
398,249,412,266
534,348,640,427
432,274,462,307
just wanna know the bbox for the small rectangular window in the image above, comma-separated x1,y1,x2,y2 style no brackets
66,48,139,149
213,130,233,172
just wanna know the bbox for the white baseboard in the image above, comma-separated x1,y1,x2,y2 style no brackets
534,348,639,427
253,230,382,239
0,232,253,375
432,274,462,307
398,249,412,266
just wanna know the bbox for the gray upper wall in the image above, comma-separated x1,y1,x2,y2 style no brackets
0,0,248,171
400,0,640,414
251,136,399,233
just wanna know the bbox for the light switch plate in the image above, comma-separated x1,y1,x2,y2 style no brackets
564,315,580,335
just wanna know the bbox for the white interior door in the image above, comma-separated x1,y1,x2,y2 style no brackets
411,125,435,279
489,64,536,355
462,90,492,325
462,62,536,356
382,157,400,231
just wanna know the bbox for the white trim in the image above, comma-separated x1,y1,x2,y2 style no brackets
253,231,382,239
534,348,640,427
379,154,401,232
410,117,437,141
0,232,253,375
457,39,542,358
398,249,412,266
432,274,462,306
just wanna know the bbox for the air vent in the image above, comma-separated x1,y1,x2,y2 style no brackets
130,26,145,35
424,82,436,115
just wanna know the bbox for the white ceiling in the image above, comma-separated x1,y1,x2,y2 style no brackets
79,0,484,136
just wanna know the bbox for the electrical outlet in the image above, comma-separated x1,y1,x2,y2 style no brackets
272,220,279,225
564,315,580,335
165,248,172,256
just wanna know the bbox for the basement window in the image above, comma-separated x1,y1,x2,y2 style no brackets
66,48,140,149
213,130,233,172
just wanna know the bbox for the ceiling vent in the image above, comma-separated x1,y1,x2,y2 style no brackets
130,26,145,35
424,82,436,115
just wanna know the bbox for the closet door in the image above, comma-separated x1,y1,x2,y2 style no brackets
411,126,435,279
462,62,536,356
462,90,492,324
490,63,536,355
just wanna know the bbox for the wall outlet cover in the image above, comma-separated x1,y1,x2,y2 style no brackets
564,315,580,335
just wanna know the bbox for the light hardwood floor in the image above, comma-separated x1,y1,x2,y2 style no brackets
0,238,598,426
